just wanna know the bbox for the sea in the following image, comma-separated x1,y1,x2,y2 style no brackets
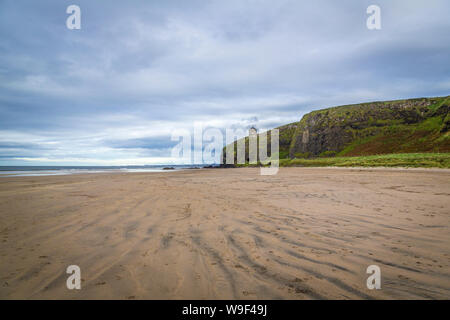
0,165,210,177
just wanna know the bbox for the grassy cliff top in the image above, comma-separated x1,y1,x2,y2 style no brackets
222,95,450,167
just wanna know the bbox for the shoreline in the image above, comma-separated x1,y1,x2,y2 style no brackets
1,165,450,179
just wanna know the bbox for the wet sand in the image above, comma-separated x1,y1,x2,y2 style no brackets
0,167,449,299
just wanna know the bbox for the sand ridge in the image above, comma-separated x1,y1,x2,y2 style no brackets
0,167,449,299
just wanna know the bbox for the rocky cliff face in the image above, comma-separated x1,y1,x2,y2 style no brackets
222,95,450,163
289,97,450,157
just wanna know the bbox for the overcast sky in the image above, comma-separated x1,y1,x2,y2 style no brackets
0,0,449,165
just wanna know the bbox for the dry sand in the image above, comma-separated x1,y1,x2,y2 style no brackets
0,167,449,299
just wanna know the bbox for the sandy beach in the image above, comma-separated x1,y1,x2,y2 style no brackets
0,167,449,299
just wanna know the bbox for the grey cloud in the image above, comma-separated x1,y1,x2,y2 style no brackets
105,136,178,150
0,0,449,164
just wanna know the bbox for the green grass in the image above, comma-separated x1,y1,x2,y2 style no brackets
277,153,450,168
428,96,450,112
415,116,443,131
336,114,449,156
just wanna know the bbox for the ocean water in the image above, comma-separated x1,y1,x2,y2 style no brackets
0,165,206,177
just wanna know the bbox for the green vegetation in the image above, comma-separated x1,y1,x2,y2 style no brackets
335,113,449,156
278,153,450,168
222,95,450,168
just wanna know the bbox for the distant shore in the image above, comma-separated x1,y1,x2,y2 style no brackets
0,165,206,177
0,167,449,299
1,153,449,178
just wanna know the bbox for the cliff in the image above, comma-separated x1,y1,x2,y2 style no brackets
222,95,450,163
